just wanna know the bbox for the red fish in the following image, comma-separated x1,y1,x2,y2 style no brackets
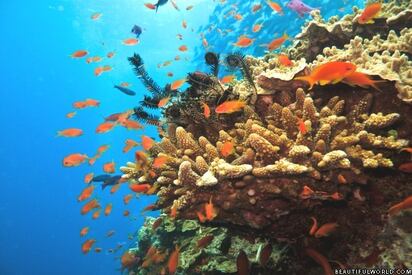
297,118,307,135
103,161,115,174
78,185,95,202
71,50,88,58
81,198,100,215
171,78,186,90
259,244,272,267
123,139,139,153
129,183,151,193
167,245,179,275
233,35,254,47
80,226,89,237
152,217,163,230
202,103,211,118
196,211,207,223
81,239,96,254
92,209,101,219
266,0,283,14
205,197,217,221
104,203,113,216
57,128,83,137
343,71,384,92
266,33,288,51
142,135,155,150
95,121,116,134
278,54,293,66
178,45,188,52
309,217,318,236
388,195,412,216
220,141,234,157
153,156,169,168
215,100,246,114
358,3,382,24
63,153,88,167
144,3,156,10
252,4,262,13
123,38,139,46
220,74,235,84
314,223,338,238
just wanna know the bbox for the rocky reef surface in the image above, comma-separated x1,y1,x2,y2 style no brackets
121,1,412,274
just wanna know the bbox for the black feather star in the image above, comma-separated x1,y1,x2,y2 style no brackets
225,52,256,91
204,52,220,76
133,106,160,126
140,95,162,109
128,53,163,95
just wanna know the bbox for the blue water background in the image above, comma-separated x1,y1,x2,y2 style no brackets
0,0,363,274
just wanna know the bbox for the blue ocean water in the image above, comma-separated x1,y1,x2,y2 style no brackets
0,0,364,274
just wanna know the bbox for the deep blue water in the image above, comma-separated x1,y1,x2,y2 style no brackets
0,0,364,274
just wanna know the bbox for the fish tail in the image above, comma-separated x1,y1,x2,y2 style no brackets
295,75,315,90
388,203,403,216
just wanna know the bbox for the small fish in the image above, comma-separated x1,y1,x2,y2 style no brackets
220,141,234,157
90,12,102,20
94,247,102,253
314,223,338,238
252,23,262,33
202,103,211,118
233,35,254,47
84,98,100,107
80,226,89,237
278,54,293,66
95,121,116,134
220,74,235,84
305,248,333,275
57,128,83,137
152,217,163,230
141,135,155,150
107,51,115,58
110,183,121,194
97,144,110,154
81,199,100,215
63,153,88,167
129,183,151,193
358,3,381,24
94,66,111,76
131,25,143,38
259,244,272,267
123,139,139,153
120,82,130,87
71,50,88,58
205,197,217,221
170,203,177,219
81,239,96,254
167,72,174,77
237,250,250,275
234,13,243,20
142,204,157,212
144,3,156,10
104,203,113,216
309,217,318,236
122,38,139,46
266,0,283,14
114,85,136,96
342,71,384,92
182,20,187,29
178,45,188,52
266,33,288,51
91,174,112,182
123,194,133,205
388,195,412,216
197,235,214,249
167,245,179,275
215,100,246,114
171,78,186,90
300,185,315,199
121,119,143,130
92,209,101,219
123,210,130,216
297,118,307,135
252,4,262,13
153,156,169,168
295,61,357,90
158,97,170,107
106,230,115,238
105,113,122,121
186,5,194,10
72,101,87,109
78,185,95,202
66,111,76,118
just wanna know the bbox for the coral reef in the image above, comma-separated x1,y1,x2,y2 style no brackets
121,0,412,273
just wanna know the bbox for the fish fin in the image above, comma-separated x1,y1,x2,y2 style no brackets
331,78,344,84
295,76,316,90
366,19,375,24
370,82,384,92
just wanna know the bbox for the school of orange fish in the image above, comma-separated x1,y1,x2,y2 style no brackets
62,1,412,273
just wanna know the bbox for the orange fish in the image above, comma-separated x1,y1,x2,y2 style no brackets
110,183,121,194
182,20,187,29
97,144,110,154
167,245,179,275
152,217,163,230
295,61,357,90
141,135,155,150
144,3,156,10
153,156,169,168
92,209,101,219
94,66,107,76
196,211,207,223
174,55,181,60
252,23,262,33
266,0,283,14
123,38,139,46
300,185,315,199
57,128,83,137
252,4,262,12
233,35,254,47
81,198,100,215
95,121,116,134
90,12,102,20
305,248,333,275
215,100,246,114
102,65,112,72
84,172,94,184
78,185,95,202
72,101,87,109
343,71,383,92
358,3,382,24
278,54,293,66
123,139,139,153
81,239,96,254
103,161,115,173
297,118,307,135
171,79,186,90
197,235,214,249
88,155,99,166
170,203,177,219
84,98,99,107
309,217,318,236
267,33,288,51
63,153,88,167
220,141,234,157
220,74,235,84
123,210,130,217
129,183,151,193
202,103,211,118
158,97,170,107
259,244,273,267
123,194,133,205
400,148,412,154
91,56,102,63
178,45,188,52
388,195,412,216
66,111,76,118
234,13,243,20
104,203,113,216
94,247,102,253
205,197,217,221
107,51,115,58
314,223,338,238
71,50,88,58
80,226,89,237
121,119,143,130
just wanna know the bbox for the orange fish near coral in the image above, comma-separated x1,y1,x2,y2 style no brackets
197,235,214,249
103,161,115,173
220,75,235,84
121,119,143,130
266,33,288,51
388,195,412,216
314,223,338,238
158,97,170,107
167,245,179,275
215,100,246,114
153,156,169,168
81,239,96,254
278,54,293,66
202,103,211,118
95,121,116,134
129,183,151,193
63,153,88,167
196,211,207,223
205,197,218,221
141,135,155,150
358,3,382,24
71,50,88,58
343,71,384,92
297,118,307,135
84,172,94,184
233,35,254,47
123,38,139,46
57,128,83,137
305,248,333,275
78,185,95,202
220,141,234,157
123,139,139,153
171,79,186,90
295,61,357,90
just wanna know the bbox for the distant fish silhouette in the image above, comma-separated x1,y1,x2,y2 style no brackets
155,0,168,12
131,25,142,38
114,85,136,96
